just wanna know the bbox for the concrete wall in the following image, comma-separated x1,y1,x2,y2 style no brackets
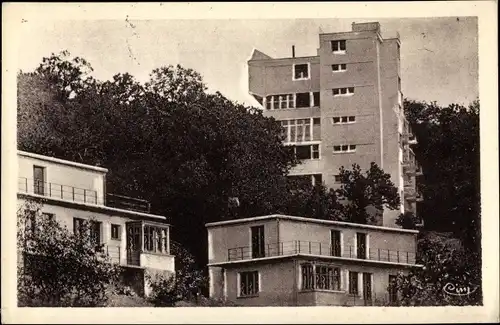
141,252,175,272
278,218,417,262
18,154,106,204
218,257,410,306
208,218,279,264
224,259,298,306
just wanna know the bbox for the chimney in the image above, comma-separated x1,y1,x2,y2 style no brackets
292,45,295,58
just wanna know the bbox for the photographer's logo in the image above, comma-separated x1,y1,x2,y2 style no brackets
443,282,479,297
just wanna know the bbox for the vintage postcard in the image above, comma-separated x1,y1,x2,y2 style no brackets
1,2,498,324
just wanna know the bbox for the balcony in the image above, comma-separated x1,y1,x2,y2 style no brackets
227,241,416,265
18,177,151,213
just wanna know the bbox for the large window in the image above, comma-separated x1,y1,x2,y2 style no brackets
301,263,341,291
143,225,169,254
73,218,101,247
293,63,309,80
239,271,259,297
281,119,311,143
251,225,265,258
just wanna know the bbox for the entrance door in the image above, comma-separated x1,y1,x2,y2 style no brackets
251,226,265,258
126,223,141,265
363,273,372,305
33,166,45,195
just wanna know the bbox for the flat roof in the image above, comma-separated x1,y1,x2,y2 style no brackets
205,214,419,234
18,150,108,173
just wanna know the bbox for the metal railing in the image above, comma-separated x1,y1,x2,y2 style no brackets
19,177,101,204
18,177,152,213
227,241,416,264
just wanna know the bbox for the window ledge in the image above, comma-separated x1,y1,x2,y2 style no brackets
293,77,311,81
333,94,354,98
110,238,121,241
333,51,347,55
332,70,347,73
237,294,260,299
300,289,345,294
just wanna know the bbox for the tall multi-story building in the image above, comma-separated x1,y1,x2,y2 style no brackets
207,214,420,306
248,22,423,228
17,150,175,297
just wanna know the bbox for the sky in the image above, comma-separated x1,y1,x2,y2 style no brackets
16,16,479,108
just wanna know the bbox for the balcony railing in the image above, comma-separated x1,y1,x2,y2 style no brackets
18,177,152,213
19,177,101,204
227,241,416,265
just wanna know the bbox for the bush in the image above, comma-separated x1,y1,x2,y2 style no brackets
17,199,120,307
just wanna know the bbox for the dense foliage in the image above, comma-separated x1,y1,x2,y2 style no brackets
17,199,119,307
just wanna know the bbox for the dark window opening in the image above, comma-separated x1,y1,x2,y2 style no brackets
333,117,340,124
313,117,321,125
356,232,367,259
251,226,265,258
111,224,121,240
33,166,45,195
294,64,309,79
348,116,355,122
363,273,372,302
296,92,311,108
331,230,341,256
313,174,322,185
295,145,312,160
389,275,398,304
334,175,342,183
348,87,355,93
240,271,259,296
313,92,320,107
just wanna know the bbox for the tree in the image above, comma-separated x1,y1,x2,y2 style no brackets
336,162,401,224
147,241,207,307
17,199,120,307
395,211,419,230
403,99,480,253
389,234,482,306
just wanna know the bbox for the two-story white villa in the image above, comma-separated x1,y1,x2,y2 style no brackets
17,150,175,297
206,214,421,306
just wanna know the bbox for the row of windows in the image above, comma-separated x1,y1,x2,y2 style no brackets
265,92,320,110
332,116,355,124
239,267,397,302
285,143,358,161
333,144,356,153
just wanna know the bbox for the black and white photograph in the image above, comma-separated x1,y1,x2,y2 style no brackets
1,2,498,324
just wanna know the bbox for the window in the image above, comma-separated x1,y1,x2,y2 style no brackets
296,92,311,108
293,63,309,80
266,94,294,110
33,166,45,195
331,40,346,53
388,275,398,304
313,117,321,125
111,224,121,240
301,263,341,291
332,87,354,96
144,225,169,253
239,271,259,296
312,144,320,159
251,226,265,258
332,116,356,124
332,64,347,72
334,175,342,183
349,271,359,295
333,144,356,153
313,92,320,107
331,230,341,257
356,232,367,259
